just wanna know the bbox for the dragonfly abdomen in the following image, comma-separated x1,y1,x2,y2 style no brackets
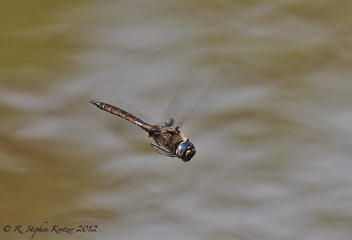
90,100,152,132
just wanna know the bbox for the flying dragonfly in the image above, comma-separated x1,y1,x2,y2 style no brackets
88,69,216,162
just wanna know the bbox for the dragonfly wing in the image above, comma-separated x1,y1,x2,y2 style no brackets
159,68,219,128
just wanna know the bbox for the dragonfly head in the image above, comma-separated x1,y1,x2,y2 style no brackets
176,140,196,162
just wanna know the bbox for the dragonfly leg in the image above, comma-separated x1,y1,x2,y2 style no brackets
150,142,176,157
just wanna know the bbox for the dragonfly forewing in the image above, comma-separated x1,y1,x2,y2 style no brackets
159,69,218,129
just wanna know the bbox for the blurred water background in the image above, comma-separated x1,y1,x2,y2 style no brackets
1,1,352,240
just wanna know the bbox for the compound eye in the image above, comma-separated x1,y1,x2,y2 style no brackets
176,141,196,162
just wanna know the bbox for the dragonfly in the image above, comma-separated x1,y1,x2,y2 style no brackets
87,70,215,162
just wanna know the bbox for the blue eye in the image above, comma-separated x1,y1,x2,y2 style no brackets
176,141,196,162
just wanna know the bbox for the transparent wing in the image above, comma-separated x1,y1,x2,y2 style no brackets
81,83,156,144
159,68,220,128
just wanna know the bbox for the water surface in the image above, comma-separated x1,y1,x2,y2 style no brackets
1,1,352,240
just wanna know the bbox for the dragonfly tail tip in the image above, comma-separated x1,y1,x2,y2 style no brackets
90,100,99,105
